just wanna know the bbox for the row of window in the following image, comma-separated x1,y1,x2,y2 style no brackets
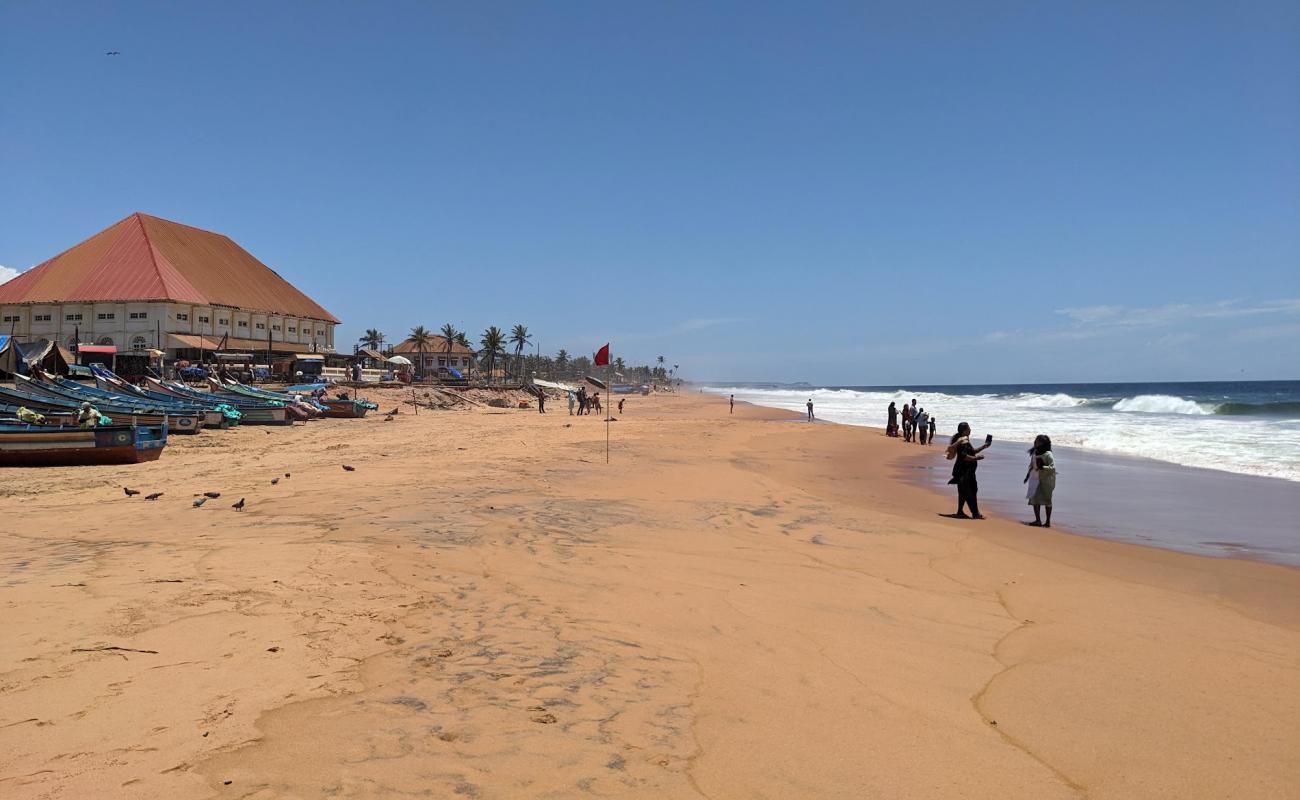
6,310,330,338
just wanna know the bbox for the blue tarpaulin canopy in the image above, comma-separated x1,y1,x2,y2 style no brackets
446,367,463,379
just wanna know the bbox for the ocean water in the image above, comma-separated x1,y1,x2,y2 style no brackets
705,381,1300,483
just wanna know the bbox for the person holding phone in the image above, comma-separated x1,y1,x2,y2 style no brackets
947,422,992,519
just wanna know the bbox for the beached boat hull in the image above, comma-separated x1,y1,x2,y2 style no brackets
0,386,201,433
0,424,167,466
8,377,204,434
143,378,292,425
320,399,370,418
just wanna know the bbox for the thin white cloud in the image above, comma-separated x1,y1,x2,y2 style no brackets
616,317,746,343
1056,298,1300,329
0,265,19,284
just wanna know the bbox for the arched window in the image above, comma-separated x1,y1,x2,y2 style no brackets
66,336,78,350
96,337,114,347
131,335,148,351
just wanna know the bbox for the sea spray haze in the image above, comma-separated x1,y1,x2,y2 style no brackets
707,381,1300,482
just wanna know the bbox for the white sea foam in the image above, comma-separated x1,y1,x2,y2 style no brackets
1112,394,1213,415
704,386,1300,482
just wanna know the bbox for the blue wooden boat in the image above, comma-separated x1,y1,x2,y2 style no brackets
0,423,168,466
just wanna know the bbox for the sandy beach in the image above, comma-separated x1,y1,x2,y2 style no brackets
1,390,1297,799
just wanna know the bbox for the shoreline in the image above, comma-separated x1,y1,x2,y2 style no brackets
721,391,1300,569
1,390,1296,797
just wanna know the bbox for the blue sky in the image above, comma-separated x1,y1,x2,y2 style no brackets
2,1,1297,384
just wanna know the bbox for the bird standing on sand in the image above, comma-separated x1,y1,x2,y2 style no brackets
192,497,207,508
342,465,355,472
123,487,140,497
145,492,164,501
284,472,291,478
270,478,280,485
232,498,245,512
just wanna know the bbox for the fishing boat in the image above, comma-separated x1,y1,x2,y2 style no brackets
0,423,168,466
9,375,205,434
91,368,242,427
0,383,201,433
205,378,321,419
142,377,292,425
319,397,377,418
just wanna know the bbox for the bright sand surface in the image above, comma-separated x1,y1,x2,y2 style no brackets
1,391,1297,799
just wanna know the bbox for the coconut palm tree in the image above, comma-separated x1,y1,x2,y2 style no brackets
480,326,506,385
407,325,432,380
509,324,531,379
440,323,459,351
358,328,385,351
555,349,569,379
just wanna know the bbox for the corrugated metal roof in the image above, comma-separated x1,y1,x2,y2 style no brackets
167,333,318,354
0,213,339,323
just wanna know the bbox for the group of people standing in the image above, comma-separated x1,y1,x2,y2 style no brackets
567,387,602,416
887,398,936,444
884,396,1056,525
944,423,1056,525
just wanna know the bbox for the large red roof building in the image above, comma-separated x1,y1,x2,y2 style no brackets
0,213,339,357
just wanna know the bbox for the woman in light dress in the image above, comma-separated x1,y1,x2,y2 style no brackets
1023,435,1056,527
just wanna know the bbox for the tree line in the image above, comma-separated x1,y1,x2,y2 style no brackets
355,324,678,385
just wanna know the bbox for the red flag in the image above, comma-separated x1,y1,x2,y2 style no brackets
593,343,610,366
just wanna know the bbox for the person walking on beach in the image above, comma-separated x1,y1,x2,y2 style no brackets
928,416,936,445
577,387,588,416
618,398,625,414
1024,435,1057,527
915,408,929,445
538,391,546,414
806,399,814,421
887,402,898,436
730,394,735,414
901,402,913,441
567,390,576,416
947,422,991,519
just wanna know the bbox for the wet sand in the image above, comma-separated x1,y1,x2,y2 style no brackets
1,391,1297,798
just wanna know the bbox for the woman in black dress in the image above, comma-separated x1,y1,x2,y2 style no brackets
947,422,992,519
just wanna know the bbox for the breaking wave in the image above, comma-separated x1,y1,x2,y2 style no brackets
1111,395,1213,415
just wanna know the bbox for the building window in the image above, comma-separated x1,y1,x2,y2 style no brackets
316,329,325,336
176,313,188,321
237,320,248,328
66,336,78,349
97,313,115,320
65,313,83,321
96,337,114,347
129,312,148,320
272,325,281,331
1,315,19,323
33,314,51,322
198,316,210,324
255,323,265,330
218,318,229,325
131,336,148,350
288,326,296,333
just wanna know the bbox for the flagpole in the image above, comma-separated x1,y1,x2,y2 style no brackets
605,348,611,464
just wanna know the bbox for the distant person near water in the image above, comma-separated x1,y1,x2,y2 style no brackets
806,399,814,421
928,416,936,445
947,422,992,519
730,394,735,414
915,408,929,444
1024,435,1057,527
887,402,898,436
901,401,913,441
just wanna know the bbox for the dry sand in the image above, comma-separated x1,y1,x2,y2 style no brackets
1,390,1296,799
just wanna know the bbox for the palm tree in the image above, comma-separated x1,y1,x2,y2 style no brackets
358,328,385,351
509,324,531,379
440,323,459,351
480,326,506,385
407,325,432,380
555,349,569,379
